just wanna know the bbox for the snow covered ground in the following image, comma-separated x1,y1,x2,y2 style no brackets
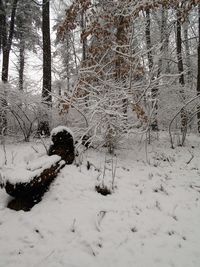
0,132,200,267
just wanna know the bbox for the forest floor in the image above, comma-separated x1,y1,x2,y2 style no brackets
0,132,200,267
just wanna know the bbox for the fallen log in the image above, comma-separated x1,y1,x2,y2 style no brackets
48,126,75,164
0,126,75,211
0,155,65,211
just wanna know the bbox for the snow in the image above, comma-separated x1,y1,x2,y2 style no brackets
26,155,61,172
0,155,61,185
50,126,74,139
0,132,200,267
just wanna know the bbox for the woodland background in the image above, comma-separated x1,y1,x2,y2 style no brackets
0,0,200,151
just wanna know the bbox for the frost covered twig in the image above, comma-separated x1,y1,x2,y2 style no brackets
39,135,48,154
111,156,117,190
186,150,194,165
169,95,200,148
95,210,106,232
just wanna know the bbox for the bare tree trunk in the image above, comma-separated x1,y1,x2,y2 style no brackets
18,19,25,91
197,4,200,133
38,0,52,136
19,38,25,91
81,10,87,62
0,0,4,55
183,19,192,84
2,0,18,83
145,9,158,131
115,15,128,113
42,0,51,104
176,10,185,86
176,9,187,143
145,9,153,71
0,0,18,131
157,7,168,77
65,33,70,92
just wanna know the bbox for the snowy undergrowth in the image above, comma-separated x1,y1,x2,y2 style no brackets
0,133,200,267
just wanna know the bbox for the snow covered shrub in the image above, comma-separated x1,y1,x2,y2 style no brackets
48,126,75,164
95,156,117,195
0,84,48,141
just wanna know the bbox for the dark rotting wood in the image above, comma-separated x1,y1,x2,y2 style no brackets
1,126,75,211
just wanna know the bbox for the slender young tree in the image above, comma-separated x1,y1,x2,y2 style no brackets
14,0,41,91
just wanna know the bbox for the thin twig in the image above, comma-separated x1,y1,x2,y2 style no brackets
186,150,194,165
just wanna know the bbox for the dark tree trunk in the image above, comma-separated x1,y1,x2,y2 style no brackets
157,7,168,77
197,4,200,133
176,10,187,144
183,19,192,84
115,15,129,114
145,9,153,71
145,9,158,131
18,18,25,91
2,0,18,83
0,0,18,131
18,38,25,91
42,0,51,104
0,0,4,54
38,0,52,136
81,10,87,62
176,10,185,86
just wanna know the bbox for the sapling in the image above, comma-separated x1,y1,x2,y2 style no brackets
95,155,117,195
11,151,17,164
111,156,117,190
70,219,76,233
1,128,7,166
39,134,48,154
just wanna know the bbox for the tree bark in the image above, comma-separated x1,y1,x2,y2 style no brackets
18,19,25,91
197,4,200,133
176,10,185,86
145,9,153,71
145,9,158,131
18,38,25,91
2,0,18,83
0,0,18,131
38,0,52,136
42,0,51,104
176,9,187,143
183,19,192,84
157,7,169,77
0,0,4,55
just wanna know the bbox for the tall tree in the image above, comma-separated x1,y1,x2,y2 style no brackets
145,9,153,72
42,0,51,104
38,0,52,136
14,0,41,91
197,3,200,133
0,0,18,131
1,0,18,83
175,6,188,144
